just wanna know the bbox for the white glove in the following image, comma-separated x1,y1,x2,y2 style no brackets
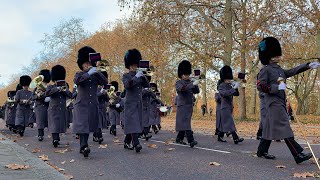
73,84,77,88
22,100,28,104
232,82,240,89
56,87,63,91
278,83,286,90
116,103,121,108
44,97,51,102
100,88,105,94
88,67,97,75
192,80,199,86
309,62,320,69
135,71,144,78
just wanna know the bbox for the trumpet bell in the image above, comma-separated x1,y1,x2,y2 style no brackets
29,75,44,89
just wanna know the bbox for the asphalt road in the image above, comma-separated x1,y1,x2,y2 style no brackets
1,125,319,180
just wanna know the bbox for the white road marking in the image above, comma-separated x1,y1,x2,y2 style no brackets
147,139,231,154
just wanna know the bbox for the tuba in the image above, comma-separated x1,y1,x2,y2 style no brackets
30,75,47,91
107,86,121,105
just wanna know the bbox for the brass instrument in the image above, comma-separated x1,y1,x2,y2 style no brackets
30,75,47,91
107,86,121,105
97,60,110,72
56,80,67,91
7,98,15,108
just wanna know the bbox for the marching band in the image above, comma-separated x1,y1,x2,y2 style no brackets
1,37,320,166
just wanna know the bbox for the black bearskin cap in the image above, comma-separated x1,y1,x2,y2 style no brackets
110,81,119,92
16,84,22,91
19,75,32,87
51,65,66,81
220,65,233,81
146,75,151,82
150,82,158,91
77,46,96,70
7,91,16,98
258,37,282,65
101,71,108,79
124,49,142,69
178,60,192,78
39,69,51,83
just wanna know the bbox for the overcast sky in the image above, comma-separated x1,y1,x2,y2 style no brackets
0,0,130,86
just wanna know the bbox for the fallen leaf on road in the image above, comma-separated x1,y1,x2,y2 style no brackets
293,172,315,178
147,144,157,148
165,138,175,145
25,144,29,146
209,162,221,166
98,144,108,149
276,165,286,169
113,139,121,143
69,159,75,163
54,148,71,154
64,174,74,179
47,162,64,172
61,161,66,165
48,135,52,138
13,140,17,142
0,138,5,140
5,164,30,170
167,148,175,151
31,147,42,153
310,158,320,164
39,155,49,161
99,173,104,176
251,154,258,158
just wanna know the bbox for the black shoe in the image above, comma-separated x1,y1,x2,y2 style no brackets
257,152,276,159
294,153,312,164
124,143,134,150
19,131,24,137
214,129,219,135
256,136,262,140
9,127,12,131
53,140,59,148
28,123,34,128
93,136,99,142
218,137,227,142
12,129,17,133
135,144,142,153
189,141,198,148
158,125,161,130
226,132,231,137
75,135,79,139
154,129,159,134
80,147,90,157
142,134,152,141
98,138,104,144
175,139,187,145
234,138,244,144
38,136,43,141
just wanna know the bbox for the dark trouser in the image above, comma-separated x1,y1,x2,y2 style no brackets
110,125,116,132
176,130,194,143
151,125,158,131
124,133,140,147
16,125,25,133
38,129,44,137
258,137,303,157
80,133,89,149
93,128,103,138
257,129,262,137
142,127,150,136
52,133,60,141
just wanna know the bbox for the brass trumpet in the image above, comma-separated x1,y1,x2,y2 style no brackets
107,86,121,106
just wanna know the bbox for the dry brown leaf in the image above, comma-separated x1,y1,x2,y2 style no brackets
13,140,17,142
69,159,75,163
25,144,29,146
54,148,70,154
293,172,315,178
99,173,104,176
61,161,66,165
113,139,121,143
31,147,42,153
47,162,64,172
5,164,30,170
98,144,108,149
209,162,221,166
64,174,74,179
147,144,157,149
39,154,49,161
276,165,286,169
0,137,5,140
167,148,175,151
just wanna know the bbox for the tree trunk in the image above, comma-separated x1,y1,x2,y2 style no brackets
315,32,320,115
296,98,303,115
201,66,208,113
248,85,257,115
223,0,232,66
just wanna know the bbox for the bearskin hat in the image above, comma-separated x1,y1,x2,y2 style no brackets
146,75,152,82
77,46,96,70
219,65,233,81
16,84,22,92
19,75,32,87
51,65,66,81
101,71,108,79
110,81,119,92
150,82,158,91
39,69,51,83
178,60,192,78
124,49,142,69
258,37,282,65
7,91,16,98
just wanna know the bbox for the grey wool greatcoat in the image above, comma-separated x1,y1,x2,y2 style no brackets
257,63,310,140
73,71,108,134
109,98,123,126
149,95,162,126
215,93,221,130
66,88,77,125
217,82,239,133
142,89,154,127
32,88,48,129
119,98,125,126
122,71,149,134
5,102,17,126
97,86,109,128
258,92,267,130
46,85,72,133
15,89,33,127
175,80,200,131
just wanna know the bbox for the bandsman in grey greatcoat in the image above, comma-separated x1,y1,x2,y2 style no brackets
256,37,320,163
93,71,109,143
140,76,154,140
214,80,222,136
73,46,108,157
217,66,244,144
175,60,199,148
46,65,72,148
149,86,163,134
122,49,149,153
5,91,17,132
15,75,33,137
109,81,123,137
32,69,51,141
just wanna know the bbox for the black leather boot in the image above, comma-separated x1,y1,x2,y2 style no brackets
294,153,312,164
257,152,276,159
135,144,142,153
124,143,134,150
38,136,44,141
80,146,90,157
189,141,198,148
53,140,59,148
234,138,244,144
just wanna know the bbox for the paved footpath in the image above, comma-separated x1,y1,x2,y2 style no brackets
0,121,319,180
